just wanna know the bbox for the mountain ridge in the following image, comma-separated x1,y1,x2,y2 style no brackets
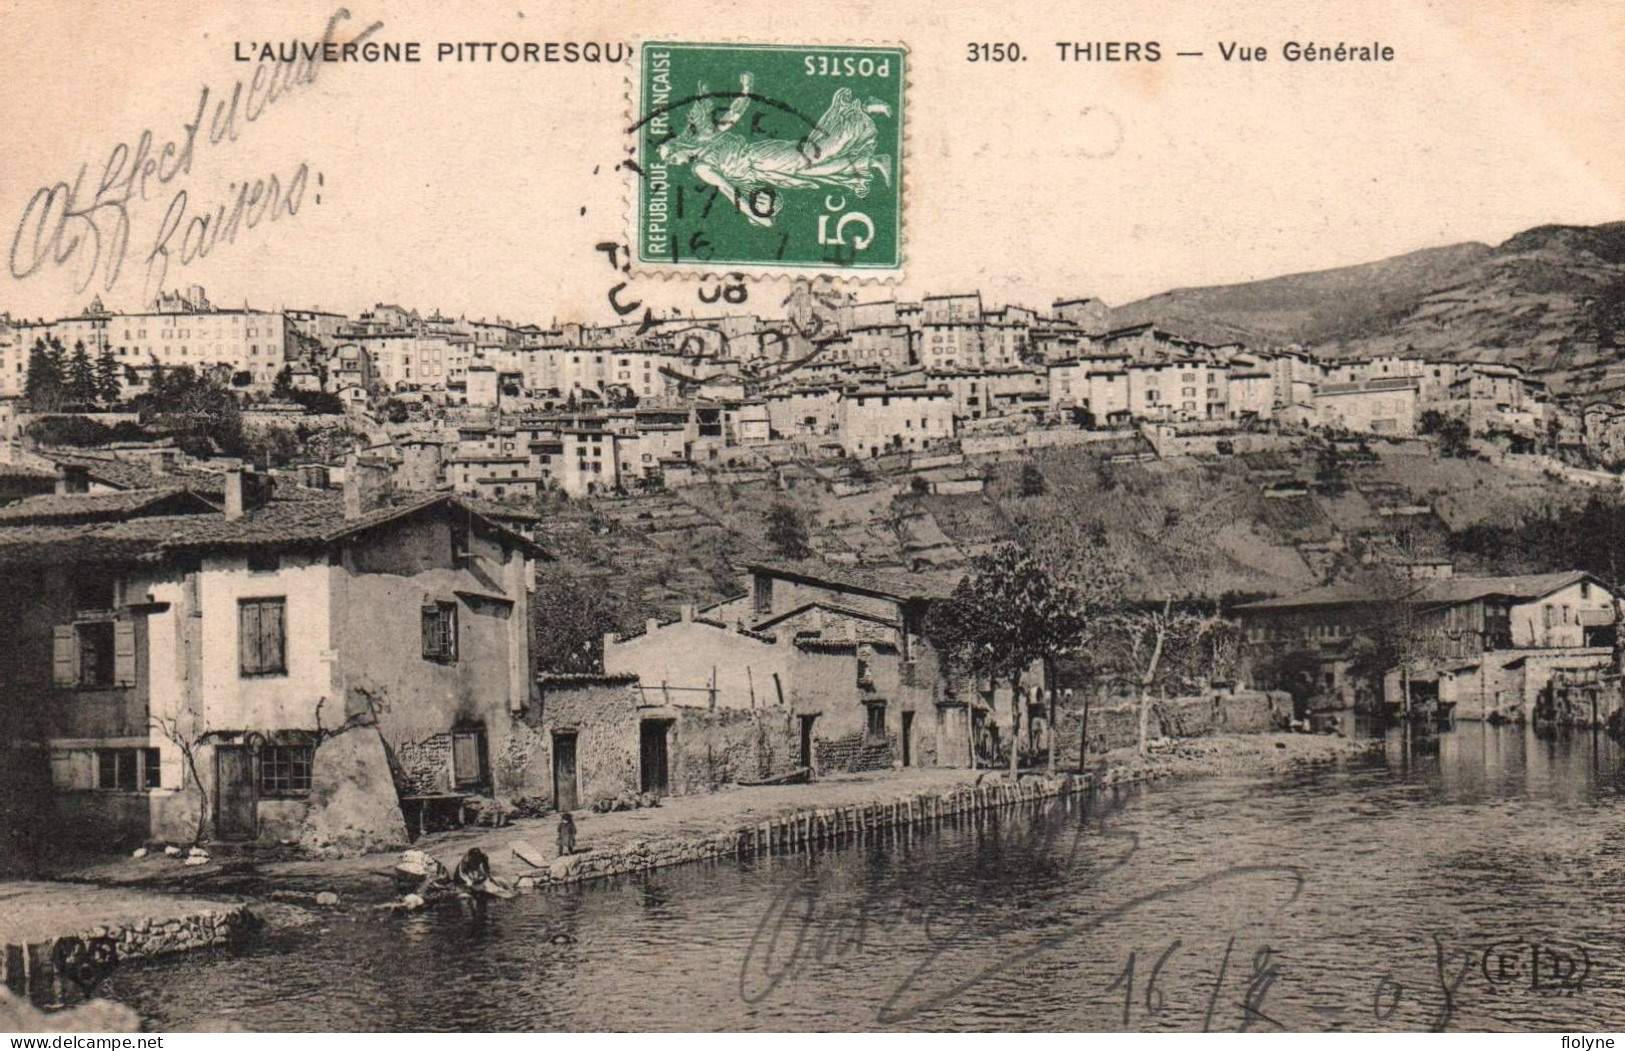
1106,221,1625,391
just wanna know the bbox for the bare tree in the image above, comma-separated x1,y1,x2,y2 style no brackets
150,712,211,846
1102,597,1209,756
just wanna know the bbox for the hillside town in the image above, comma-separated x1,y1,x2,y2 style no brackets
7,267,1625,1034
2,277,1624,868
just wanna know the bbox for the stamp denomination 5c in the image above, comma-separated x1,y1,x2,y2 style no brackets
632,41,906,276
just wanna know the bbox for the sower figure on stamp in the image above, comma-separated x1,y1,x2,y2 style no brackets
657,73,893,227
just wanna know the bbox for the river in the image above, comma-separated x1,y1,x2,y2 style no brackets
99,724,1625,1031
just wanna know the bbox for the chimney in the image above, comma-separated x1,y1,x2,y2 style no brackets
680,603,695,623
645,618,660,637
225,467,275,519
343,454,394,519
225,468,245,519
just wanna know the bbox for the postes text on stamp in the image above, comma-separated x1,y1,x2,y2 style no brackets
633,41,905,275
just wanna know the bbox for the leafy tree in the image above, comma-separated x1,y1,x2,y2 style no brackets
925,542,1093,775
1419,409,1446,436
1019,461,1047,497
66,341,98,406
272,365,296,399
764,501,813,560
1436,416,1471,458
1313,442,1348,495
24,336,65,411
95,346,122,404
29,416,105,446
532,567,623,674
135,363,244,457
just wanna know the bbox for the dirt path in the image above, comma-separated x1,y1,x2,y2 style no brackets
47,733,1378,909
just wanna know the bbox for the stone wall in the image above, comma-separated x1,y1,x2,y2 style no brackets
1054,689,1288,757
525,775,1080,890
815,729,896,774
2,905,253,1005
670,706,795,794
526,679,642,807
396,734,454,795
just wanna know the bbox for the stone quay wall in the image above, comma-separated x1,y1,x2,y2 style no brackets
519,774,1083,891
1,904,254,1004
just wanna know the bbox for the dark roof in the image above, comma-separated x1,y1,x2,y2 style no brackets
0,487,218,525
752,601,902,632
39,452,186,492
455,496,544,523
745,560,956,602
0,462,55,480
1412,571,1595,609
0,492,549,567
1235,571,1596,614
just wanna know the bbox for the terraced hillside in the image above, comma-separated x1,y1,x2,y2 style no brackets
528,438,1588,670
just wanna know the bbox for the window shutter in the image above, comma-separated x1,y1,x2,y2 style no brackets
52,625,77,687
113,620,137,687
239,602,260,673
446,603,458,662
263,600,285,671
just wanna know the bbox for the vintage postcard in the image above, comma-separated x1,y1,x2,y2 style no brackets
0,0,1623,1039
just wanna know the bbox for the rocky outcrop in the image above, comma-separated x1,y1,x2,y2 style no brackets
297,729,409,857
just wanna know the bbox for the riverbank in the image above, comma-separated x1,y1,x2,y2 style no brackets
57,731,1378,911
0,882,252,1003
6,731,1377,1008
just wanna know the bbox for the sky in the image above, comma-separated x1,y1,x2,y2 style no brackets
1,0,1621,327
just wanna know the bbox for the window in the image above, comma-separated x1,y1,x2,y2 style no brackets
238,598,287,676
1582,581,1593,599
246,550,280,573
865,701,888,742
422,601,459,662
452,728,488,788
77,622,116,688
97,748,159,791
260,744,312,794
857,650,874,690
450,519,470,562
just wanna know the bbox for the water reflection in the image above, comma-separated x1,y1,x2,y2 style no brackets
100,724,1625,1032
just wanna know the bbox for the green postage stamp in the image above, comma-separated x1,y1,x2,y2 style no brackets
632,41,906,276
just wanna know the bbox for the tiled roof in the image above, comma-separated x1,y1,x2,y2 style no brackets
0,462,55,480
745,559,957,602
40,452,181,492
0,491,548,567
1413,571,1593,608
455,496,544,522
1236,571,1595,613
0,487,217,525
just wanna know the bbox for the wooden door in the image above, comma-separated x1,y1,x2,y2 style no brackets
640,720,670,796
901,711,914,767
552,732,578,812
215,746,257,840
798,714,816,769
